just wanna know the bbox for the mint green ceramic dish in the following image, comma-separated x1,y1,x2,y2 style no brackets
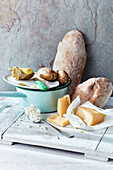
0,79,71,113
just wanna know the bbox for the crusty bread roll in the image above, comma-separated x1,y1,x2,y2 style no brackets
53,30,87,95
72,77,113,108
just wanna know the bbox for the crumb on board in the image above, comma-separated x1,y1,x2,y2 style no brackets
41,126,48,131
45,127,48,130
57,136,60,140
79,130,83,133
27,124,32,128
36,124,40,128
74,127,78,129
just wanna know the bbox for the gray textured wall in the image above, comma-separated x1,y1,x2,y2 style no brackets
0,0,113,91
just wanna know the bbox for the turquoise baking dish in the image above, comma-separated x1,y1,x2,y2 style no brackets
0,80,71,113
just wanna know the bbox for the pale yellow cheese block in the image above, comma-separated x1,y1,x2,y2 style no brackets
47,114,69,127
76,107,105,126
57,94,70,117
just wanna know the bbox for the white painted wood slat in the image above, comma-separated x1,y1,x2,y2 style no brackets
85,153,109,161
3,113,107,156
1,97,113,161
0,104,24,139
96,126,113,159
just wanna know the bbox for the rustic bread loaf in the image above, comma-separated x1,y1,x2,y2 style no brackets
53,30,87,95
72,77,113,108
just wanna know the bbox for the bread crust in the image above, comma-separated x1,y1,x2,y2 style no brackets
53,30,87,95
72,77,113,108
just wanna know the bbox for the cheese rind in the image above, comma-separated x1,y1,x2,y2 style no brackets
57,94,70,117
76,107,105,126
47,114,69,127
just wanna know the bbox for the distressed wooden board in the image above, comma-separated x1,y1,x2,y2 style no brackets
3,113,107,156
0,105,24,139
95,126,113,159
85,153,109,162
0,140,13,145
84,97,113,161
1,97,20,107
0,97,22,115
0,98,24,140
0,102,7,112
1,97,113,161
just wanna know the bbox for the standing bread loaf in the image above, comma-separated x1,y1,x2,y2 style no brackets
53,30,87,95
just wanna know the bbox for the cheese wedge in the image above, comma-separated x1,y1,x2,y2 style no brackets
76,107,105,126
57,94,70,117
47,114,69,127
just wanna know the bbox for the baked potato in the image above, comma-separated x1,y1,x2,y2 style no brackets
57,70,69,84
38,67,57,81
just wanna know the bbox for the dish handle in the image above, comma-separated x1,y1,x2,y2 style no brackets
0,91,27,98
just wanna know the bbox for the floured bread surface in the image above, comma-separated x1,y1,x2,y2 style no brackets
72,77,113,108
53,30,87,95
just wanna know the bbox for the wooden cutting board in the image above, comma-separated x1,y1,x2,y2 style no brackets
0,97,113,162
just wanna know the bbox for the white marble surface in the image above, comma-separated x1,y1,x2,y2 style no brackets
0,143,113,170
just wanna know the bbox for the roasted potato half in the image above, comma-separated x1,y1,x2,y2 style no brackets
8,67,34,80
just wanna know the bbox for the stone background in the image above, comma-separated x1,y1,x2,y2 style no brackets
0,0,113,91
